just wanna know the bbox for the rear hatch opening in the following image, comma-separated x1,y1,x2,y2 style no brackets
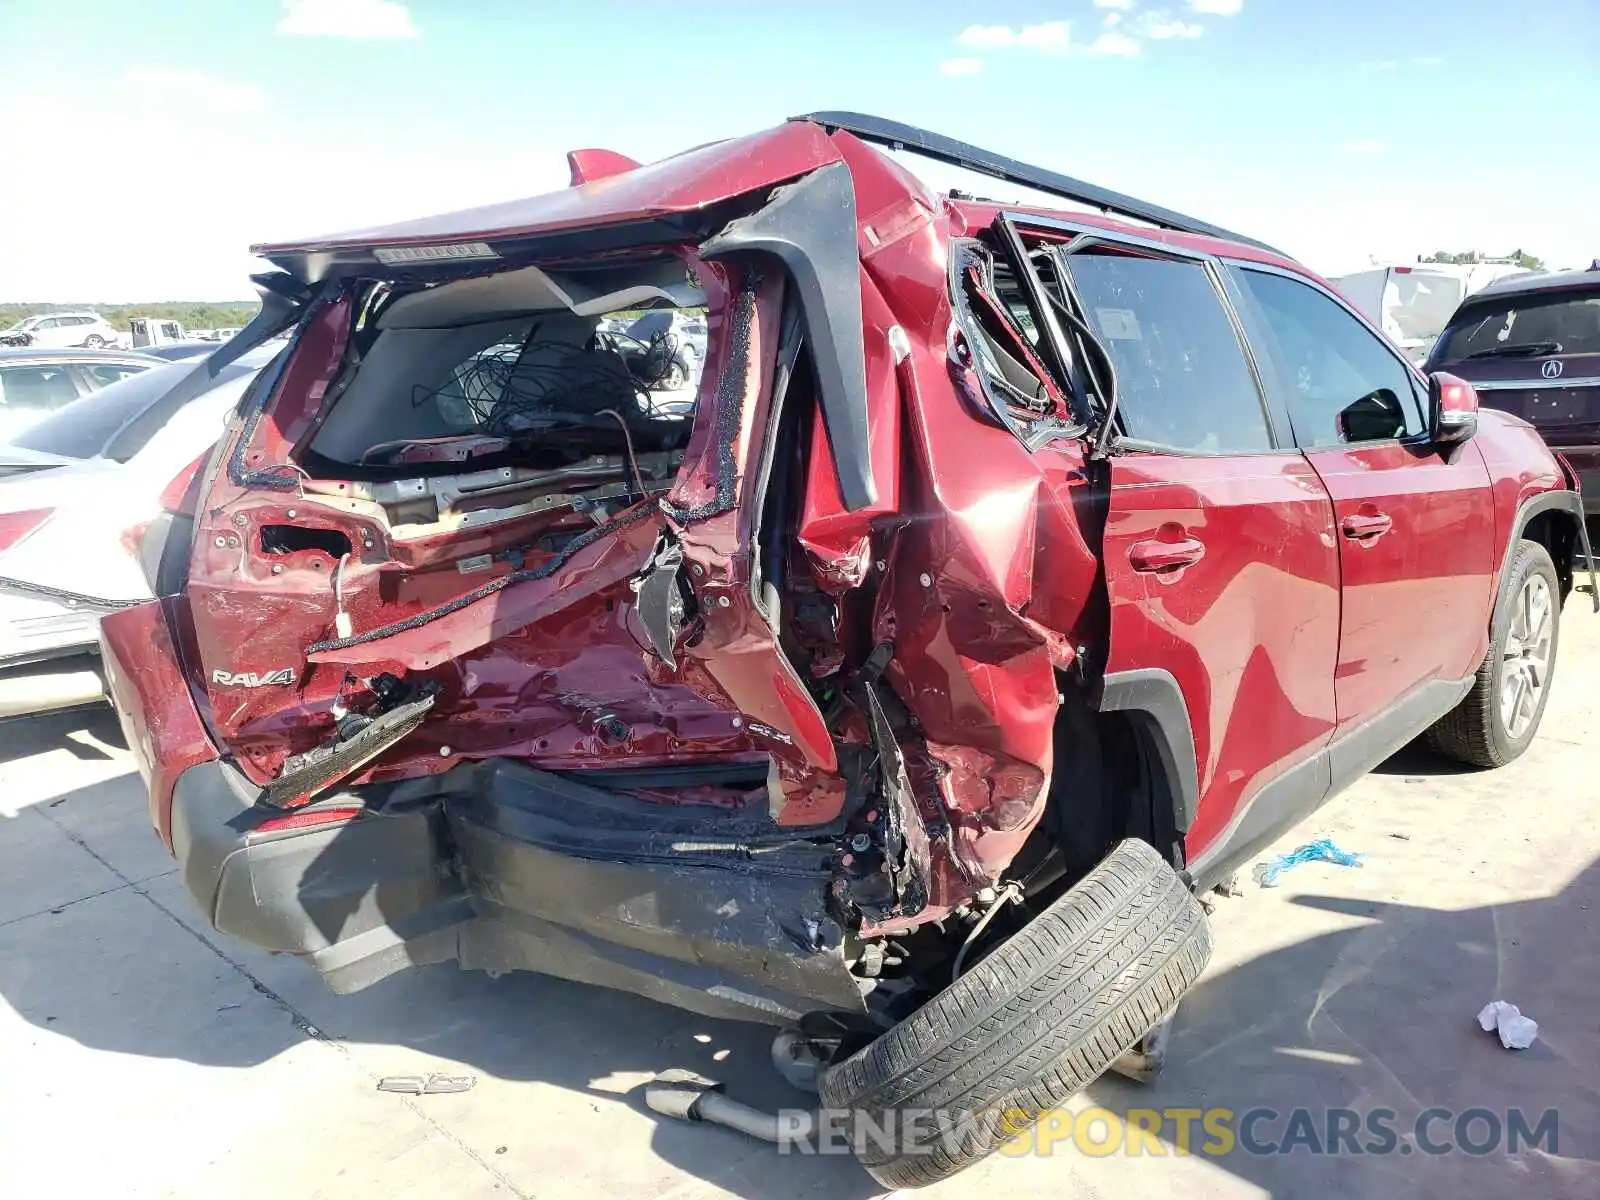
183,250,737,803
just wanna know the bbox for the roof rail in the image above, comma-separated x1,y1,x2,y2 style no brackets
795,111,1282,257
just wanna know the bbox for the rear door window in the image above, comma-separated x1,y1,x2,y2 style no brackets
1235,267,1426,447
0,365,81,410
950,240,1074,442
82,362,151,389
1432,289,1600,365
1064,251,1275,453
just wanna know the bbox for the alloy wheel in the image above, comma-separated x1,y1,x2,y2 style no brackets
1500,573,1553,739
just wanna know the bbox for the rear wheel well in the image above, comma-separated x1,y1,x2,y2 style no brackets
1519,509,1578,600
1021,685,1185,903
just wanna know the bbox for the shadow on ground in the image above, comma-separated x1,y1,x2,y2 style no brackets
1078,857,1600,1197
0,705,126,761
1367,736,1480,777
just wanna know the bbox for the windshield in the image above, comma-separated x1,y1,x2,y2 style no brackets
1433,288,1600,365
10,359,251,461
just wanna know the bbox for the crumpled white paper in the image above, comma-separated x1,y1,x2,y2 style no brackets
1477,1000,1538,1050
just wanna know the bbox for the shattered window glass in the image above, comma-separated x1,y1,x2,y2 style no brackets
952,243,1068,428
1066,252,1273,453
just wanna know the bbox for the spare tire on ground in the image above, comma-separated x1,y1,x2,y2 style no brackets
818,838,1212,1189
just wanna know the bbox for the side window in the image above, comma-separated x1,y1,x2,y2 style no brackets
35,317,59,330
0,366,82,410
1236,268,1426,447
83,363,149,388
1065,251,1274,453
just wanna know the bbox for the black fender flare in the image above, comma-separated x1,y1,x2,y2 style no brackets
1503,487,1596,613
1093,668,1198,837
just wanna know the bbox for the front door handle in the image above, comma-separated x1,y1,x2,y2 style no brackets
1130,537,1206,573
1340,511,1393,540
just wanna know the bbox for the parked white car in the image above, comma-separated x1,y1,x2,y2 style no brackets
0,348,273,716
1329,262,1531,363
0,311,121,349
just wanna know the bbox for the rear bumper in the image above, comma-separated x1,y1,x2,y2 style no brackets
168,756,864,1024
0,589,100,666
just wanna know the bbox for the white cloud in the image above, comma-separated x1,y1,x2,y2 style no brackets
1018,21,1072,51
957,24,1016,48
958,21,1072,54
1340,139,1386,155
1412,54,1443,66
1093,0,1136,8
1188,0,1243,13
1359,59,1400,73
1092,31,1143,56
1139,10,1205,38
940,56,986,76
1104,11,1123,26
124,66,267,113
278,0,417,38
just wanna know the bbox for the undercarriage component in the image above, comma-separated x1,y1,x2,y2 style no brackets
644,1070,808,1144
1108,1007,1176,1084
833,675,933,924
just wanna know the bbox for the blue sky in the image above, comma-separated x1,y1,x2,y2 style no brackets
2,0,1596,299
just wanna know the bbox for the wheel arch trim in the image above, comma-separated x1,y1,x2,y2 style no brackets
1093,668,1198,837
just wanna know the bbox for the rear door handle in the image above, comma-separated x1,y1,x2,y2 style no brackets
1129,537,1206,573
1340,512,1393,540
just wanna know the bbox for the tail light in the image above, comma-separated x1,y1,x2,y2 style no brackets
158,450,210,517
132,448,212,594
251,806,363,836
0,508,54,555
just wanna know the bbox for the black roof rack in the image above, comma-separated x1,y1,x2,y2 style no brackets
795,111,1282,257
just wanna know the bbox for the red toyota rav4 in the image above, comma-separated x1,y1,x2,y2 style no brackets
102,114,1589,1187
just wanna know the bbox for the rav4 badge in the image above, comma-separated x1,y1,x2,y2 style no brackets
211,668,296,687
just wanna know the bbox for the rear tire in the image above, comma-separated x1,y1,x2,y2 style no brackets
1426,538,1560,768
818,839,1212,1189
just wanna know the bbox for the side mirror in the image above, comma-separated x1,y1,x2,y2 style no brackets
1429,371,1478,446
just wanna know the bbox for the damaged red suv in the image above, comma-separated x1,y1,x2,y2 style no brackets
102,114,1590,1187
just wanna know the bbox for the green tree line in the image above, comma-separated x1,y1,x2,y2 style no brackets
1428,249,1545,269
0,301,260,333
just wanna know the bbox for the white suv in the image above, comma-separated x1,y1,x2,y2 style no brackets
0,312,121,349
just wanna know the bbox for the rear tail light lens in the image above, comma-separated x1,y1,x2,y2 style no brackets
251,806,363,835
131,449,213,594
0,508,54,555
159,450,211,517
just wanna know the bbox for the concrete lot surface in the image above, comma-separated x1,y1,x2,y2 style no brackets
2,603,1597,1199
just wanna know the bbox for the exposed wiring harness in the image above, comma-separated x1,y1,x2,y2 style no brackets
409,333,681,441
